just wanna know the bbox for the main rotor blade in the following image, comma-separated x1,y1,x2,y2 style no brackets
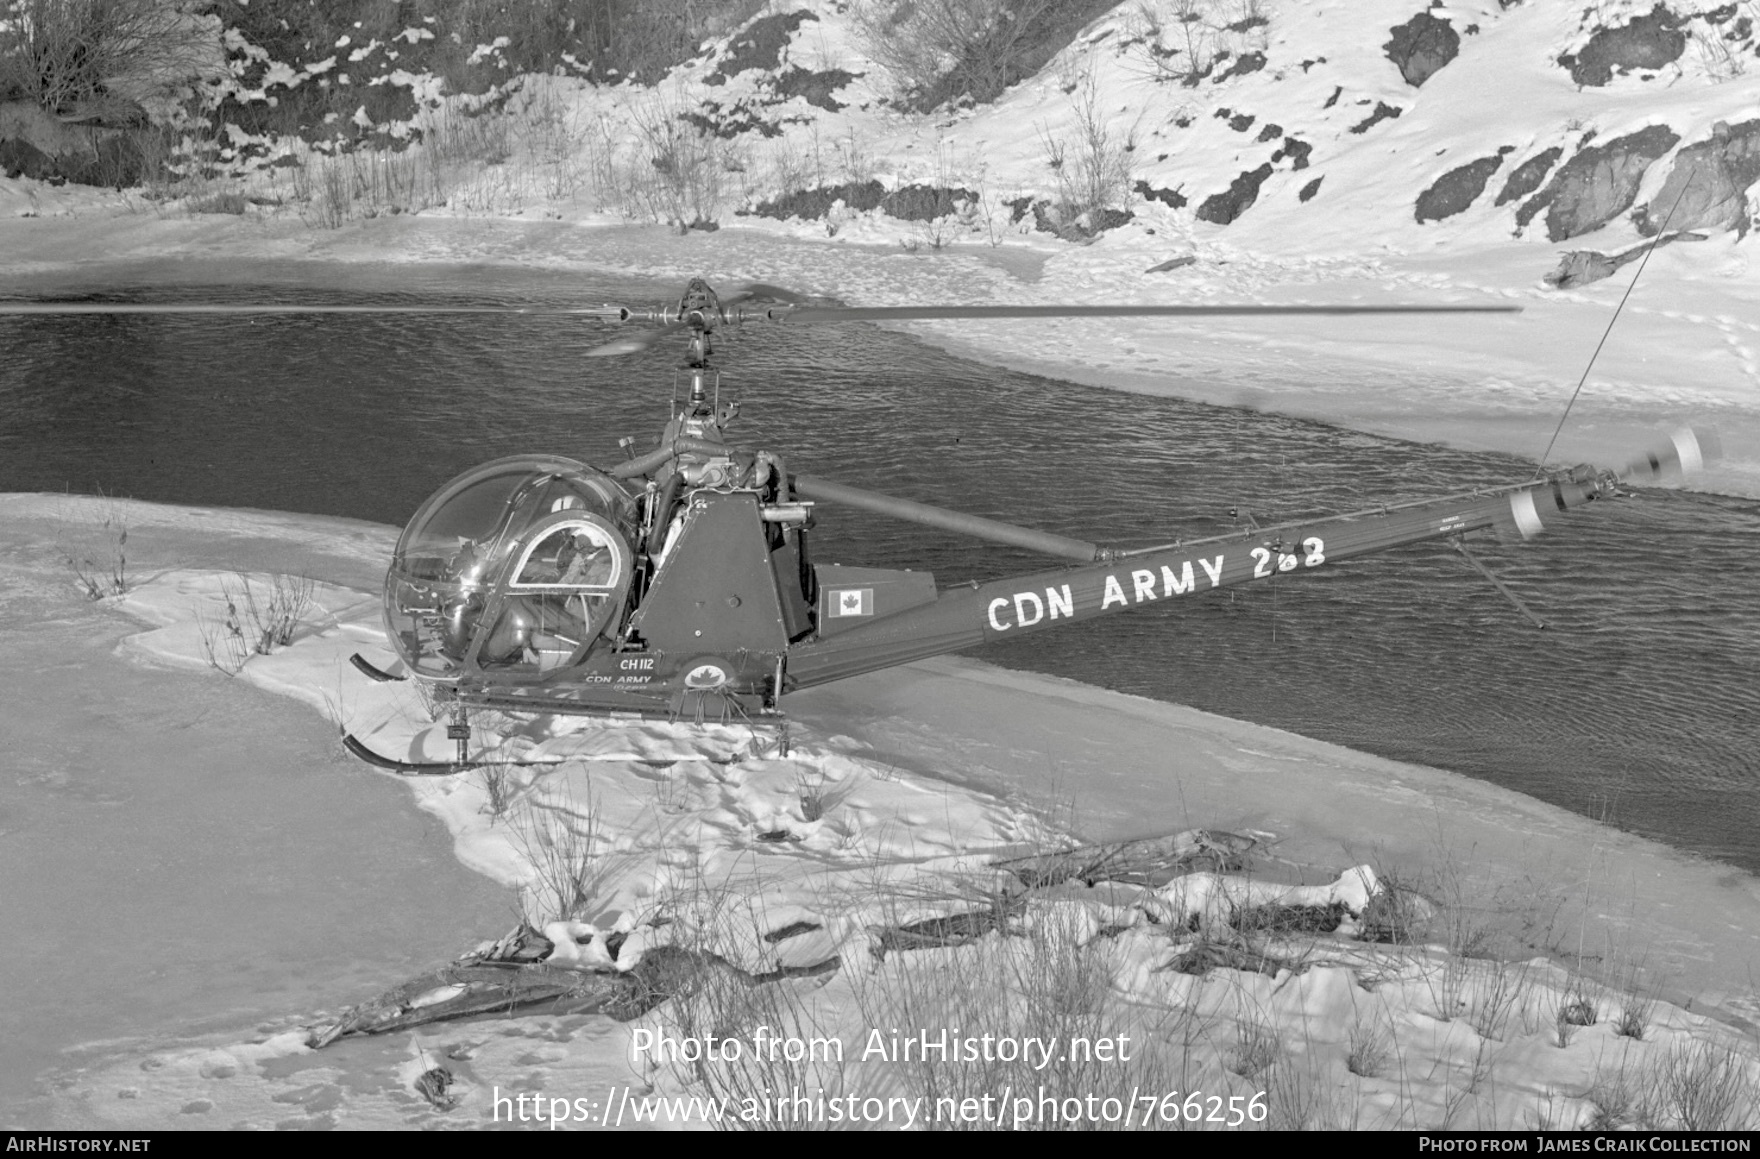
762,304,1523,322
793,474,1101,561
585,322,685,357
0,303,606,316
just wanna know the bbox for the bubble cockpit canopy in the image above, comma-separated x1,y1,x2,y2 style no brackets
385,455,638,679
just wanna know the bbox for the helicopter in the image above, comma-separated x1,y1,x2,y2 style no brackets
0,278,1713,770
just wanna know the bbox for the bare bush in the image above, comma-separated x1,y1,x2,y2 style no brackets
197,572,314,674
1468,958,1534,1041
1126,0,1270,86
0,0,221,117
235,572,315,653
1644,1039,1759,1130
65,511,128,600
195,594,250,675
1035,62,1136,238
851,0,1065,110
627,96,743,230
1690,7,1755,84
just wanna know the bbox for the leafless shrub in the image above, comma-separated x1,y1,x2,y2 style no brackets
1127,0,1220,85
1035,62,1137,239
1643,1039,1759,1130
1468,958,1535,1041
1690,8,1754,83
196,572,314,674
65,512,129,600
850,0,1064,110
1126,0,1271,86
0,0,220,116
235,572,316,654
307,153,353,229
627,95,743,230
195,596,250,676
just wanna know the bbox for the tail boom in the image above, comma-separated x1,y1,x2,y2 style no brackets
784,472,1608,689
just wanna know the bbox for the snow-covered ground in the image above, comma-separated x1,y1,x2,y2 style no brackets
4,491,1759,1131
3,0,1759,1131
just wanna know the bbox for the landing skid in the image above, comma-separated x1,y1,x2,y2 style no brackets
349,653,406,682
341,733,480,775
338,733,769,774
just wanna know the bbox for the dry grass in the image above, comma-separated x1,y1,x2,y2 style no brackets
851,902,1218,1130
643,884,847,1131
478,761,523,821
513,784,609,924
1226,1009,1279,1078
1346,1012,1391,1078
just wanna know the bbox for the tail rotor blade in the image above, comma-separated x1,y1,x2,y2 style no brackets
1620,427,1721,484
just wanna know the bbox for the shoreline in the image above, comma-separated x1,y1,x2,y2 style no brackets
7,491,1760,1039
2,211,1755,498
3,202,1756,1126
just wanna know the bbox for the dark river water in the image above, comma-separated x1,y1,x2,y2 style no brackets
3,274,1757,870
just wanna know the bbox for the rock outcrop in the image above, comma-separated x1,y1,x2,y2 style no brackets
1636,119,1760,236
1384,12,1461,87
1196,163,1275,225
1516,124,1681,240
1415,152,1509,223
1495,146,1563,206
1558,5,1687,86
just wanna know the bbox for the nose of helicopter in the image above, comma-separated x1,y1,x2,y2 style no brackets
382,455,638,677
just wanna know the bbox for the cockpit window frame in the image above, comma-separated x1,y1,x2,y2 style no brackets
507,515,630,594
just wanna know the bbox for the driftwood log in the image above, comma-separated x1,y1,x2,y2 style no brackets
307,929,838,1048
865,894,1027,962
992,828,1262,889
306,829,1281,1041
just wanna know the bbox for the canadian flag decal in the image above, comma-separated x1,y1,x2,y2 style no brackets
829,588,874,617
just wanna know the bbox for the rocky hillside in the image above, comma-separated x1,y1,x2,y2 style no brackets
3,1,1758,270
